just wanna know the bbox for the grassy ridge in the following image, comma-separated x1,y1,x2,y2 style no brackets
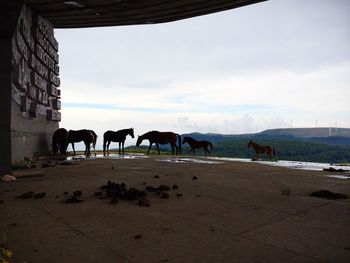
125,139,350,163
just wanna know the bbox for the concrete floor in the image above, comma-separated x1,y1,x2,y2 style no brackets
1,156,350,262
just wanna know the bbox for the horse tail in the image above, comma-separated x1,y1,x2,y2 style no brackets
177,134,182,155
209,142,213,149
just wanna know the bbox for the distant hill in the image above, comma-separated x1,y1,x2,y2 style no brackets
258,127,350,138
182,127,350,147
179,128,350,163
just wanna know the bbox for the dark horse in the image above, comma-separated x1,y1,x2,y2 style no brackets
52,128,68,155
89,130,98,156
136,131,181,155
248,140,275,160
67,129,95,156
103,128,134,155
182,136,213,156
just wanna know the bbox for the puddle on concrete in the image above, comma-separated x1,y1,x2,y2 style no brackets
324,175,350,180
66,153,149,161
208,157,350,174
155,157,223,164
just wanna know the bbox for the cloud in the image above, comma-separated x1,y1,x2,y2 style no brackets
56,0,350,143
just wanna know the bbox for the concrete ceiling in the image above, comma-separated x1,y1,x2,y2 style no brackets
25,0,267,28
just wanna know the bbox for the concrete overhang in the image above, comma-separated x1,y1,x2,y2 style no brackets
25,0,267,28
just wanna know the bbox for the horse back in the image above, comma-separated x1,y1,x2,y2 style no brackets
68,129,93,143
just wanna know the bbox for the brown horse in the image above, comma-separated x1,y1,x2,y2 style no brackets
248,140,275,160
103,128,134,155
136,131,181,155
52,128,68,155
67,129,95,156
182,136,213,156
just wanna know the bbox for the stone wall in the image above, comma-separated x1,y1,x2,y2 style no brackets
10,5,61,164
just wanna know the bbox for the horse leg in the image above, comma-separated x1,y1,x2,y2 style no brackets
174,144,179,155
156,143,160,155
106,141,111,155
85,141,90,157
170,144,174,155
122,141,125,155
71,143,76,155
147,143,153,155
118,142,121,155
188,148,193,156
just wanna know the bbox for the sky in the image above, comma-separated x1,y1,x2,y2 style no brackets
55,0,350,149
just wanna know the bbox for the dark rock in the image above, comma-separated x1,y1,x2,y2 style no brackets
158,184,170,191
161,192,170,199
73,190,82,197
64,196,84,204
172,184,178,189
310,190,348,200
19,191,34,199
63,192,69,195
138,198,150,207
145,186,156,192
94,191,103,196
134,234,142,239
154,175,160,178
33,192,46,199
323,167,349,172
176,193,183,197
192,176,198,180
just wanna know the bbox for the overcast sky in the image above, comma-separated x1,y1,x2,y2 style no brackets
55,0,350,148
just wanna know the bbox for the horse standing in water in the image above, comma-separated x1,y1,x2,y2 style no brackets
52,128,68,155
103,128,134,155
248,140,275,160
182,136,213,156
136,131,181,155
67,129,95,156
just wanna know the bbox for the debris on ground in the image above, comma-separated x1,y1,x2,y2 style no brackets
64,196,84,204
73,190,82,197
192,176,198,180
138,198,150,207
18,191,34,199
33,192,46,199
12,169,44,178
134,234,142,239
1,175,16,182
323,167,349,172
310,190,348,200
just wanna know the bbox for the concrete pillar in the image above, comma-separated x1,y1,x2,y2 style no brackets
1,1,61,174
0,1,24,174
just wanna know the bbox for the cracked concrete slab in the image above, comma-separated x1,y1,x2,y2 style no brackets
1,156,349,262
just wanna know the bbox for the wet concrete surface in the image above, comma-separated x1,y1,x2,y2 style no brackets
1,156,349,262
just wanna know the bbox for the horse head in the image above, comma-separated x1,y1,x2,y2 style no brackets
182,137,189,144
130,128,135,139
248,140,253,148
136,135,142,147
